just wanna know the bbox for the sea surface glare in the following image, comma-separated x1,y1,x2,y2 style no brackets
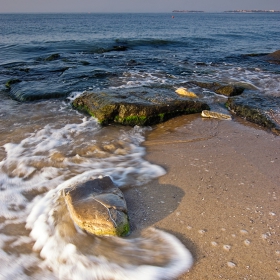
0,13,279,279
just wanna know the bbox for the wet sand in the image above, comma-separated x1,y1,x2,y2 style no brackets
123,114,280,279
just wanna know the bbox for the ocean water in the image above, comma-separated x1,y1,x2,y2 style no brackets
0,13,279,279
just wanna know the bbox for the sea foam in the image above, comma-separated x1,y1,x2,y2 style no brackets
0,114,193,279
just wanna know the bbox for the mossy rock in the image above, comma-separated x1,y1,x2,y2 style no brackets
72,91,210,126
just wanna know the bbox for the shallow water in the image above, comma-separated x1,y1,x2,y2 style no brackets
0,12,280,279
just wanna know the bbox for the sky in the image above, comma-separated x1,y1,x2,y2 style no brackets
1,0,280,13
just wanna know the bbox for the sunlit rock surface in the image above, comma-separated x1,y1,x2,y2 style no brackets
175,87,198,98
64,176,130,237
201,110,232,120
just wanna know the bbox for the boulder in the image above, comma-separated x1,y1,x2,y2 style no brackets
72,90,209,126
226,94,280,135
201,110,232,120
191,81,244,97
63,176,130,237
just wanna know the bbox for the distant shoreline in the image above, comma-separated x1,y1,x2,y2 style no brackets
224,10,280,13
172,10,280,13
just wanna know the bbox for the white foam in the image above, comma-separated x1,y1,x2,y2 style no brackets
0,114,183,279
211,66,280,97
26,174,192,279
67,91,86,102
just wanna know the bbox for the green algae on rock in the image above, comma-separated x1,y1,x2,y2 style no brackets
72,91,209,126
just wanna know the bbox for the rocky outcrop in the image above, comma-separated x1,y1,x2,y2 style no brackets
226,94,280,135
64,176,130,237
191,81,245,97
265,50,280,64
72,90,209,126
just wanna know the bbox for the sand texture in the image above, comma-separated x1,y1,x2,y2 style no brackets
123,114,280,280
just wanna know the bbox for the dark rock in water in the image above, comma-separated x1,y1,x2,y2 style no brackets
5,79,21,89
8,81,69,101
72,90,209,126
80,60,90,66
265,50,280,64
226,94,280,135
64,176,130,237
95,45,128,54
112,45,128,51
45,53,61,61
191,81,244,97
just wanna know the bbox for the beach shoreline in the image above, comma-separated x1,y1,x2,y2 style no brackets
124,114,280,279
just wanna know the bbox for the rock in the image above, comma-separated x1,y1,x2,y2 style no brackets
63,176,130,237
5,79,21,89
265,50,280,64
191,81,244,97
72,90,209,126
112,45,128,51
226,94,280,135
201,110,232,120
45,53,60,61
175,88,198,98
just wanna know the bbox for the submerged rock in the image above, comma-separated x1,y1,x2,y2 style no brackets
191,81,245,97
226,94,280,135
72,90,209,126
64,176,130,237
201,110,232,120
5,79,21,89
45,53,61,61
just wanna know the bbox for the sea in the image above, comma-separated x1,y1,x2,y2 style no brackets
0,13,279,280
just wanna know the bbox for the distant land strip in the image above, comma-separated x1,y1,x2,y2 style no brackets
172,10,280,13
224,10,280,13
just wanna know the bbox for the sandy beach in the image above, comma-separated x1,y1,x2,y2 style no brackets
123,113,280,280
